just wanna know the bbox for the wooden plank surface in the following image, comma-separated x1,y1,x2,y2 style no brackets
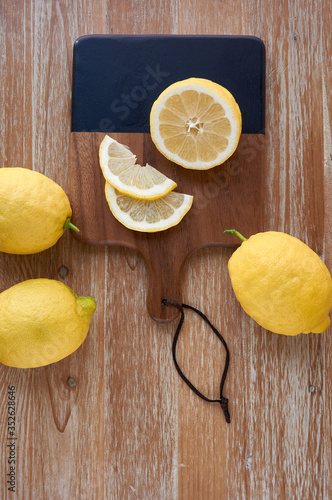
0,1,331,499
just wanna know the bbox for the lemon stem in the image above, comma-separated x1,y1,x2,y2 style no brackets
224,229,247,242
63,218,79,233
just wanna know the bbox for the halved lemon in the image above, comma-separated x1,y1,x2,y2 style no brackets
150,78,242,170
99,135,177,200
105,183,193,232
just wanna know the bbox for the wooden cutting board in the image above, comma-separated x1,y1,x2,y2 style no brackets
69,35,266,322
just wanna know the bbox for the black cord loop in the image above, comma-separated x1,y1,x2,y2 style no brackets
162,299,231,424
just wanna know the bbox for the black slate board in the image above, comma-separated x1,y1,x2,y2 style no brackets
71,34,265,134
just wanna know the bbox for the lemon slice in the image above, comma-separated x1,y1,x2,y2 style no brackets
105,183,193,232
99,135,177,200
150,77,242,170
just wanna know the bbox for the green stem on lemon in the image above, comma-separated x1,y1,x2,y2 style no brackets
224,229,247,242
63,218,80,233
77,296,97,317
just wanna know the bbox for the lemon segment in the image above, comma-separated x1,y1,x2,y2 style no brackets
227,231,332,336
150,78,242,170
105,183,193,232
0,279,96,368
99,135,177,200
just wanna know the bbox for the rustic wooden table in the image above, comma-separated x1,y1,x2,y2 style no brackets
0,1,331,499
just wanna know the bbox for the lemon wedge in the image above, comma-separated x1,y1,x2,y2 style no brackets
105,183,193,232
150,77,242,170
99,135,177,200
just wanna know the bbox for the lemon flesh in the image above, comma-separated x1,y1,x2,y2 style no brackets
150,77,242,170
0,167,73,254
228,231,332,335
105,183,193,232
0,279,96,368
99,135,177,200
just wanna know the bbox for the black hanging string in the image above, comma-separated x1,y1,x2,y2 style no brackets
162,299,231,424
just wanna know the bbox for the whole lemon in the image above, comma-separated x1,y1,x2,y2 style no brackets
0,167,78,254
0,279,96,368
226,230,332,335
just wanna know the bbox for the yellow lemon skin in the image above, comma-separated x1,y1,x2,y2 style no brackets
0,279,96,368
228,232,332,335
0,168,72,254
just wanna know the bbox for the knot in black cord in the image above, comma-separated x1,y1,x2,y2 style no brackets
162,299,231,424
219,397,230,424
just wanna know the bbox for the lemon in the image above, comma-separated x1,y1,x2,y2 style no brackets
100,137,193,232
150,77,242,170
225,230,332,335
0,167,78,254
0,279,96,368
99,135,177,199
105,183,193,232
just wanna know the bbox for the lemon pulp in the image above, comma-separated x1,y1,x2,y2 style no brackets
150,78,242,169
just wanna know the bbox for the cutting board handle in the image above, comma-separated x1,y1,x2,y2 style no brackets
144,248,183,322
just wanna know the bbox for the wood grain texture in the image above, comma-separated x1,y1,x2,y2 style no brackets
0,1,331,499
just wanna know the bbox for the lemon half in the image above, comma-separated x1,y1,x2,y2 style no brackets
150,78,242,170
